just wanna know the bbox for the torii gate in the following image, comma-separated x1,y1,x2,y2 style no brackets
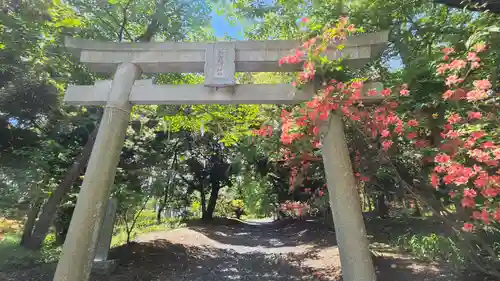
53,31,388,281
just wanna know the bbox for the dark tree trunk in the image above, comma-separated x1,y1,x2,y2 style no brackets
375,194,389,218
393,161,449,215
200,189,206,219
413,200,422,217
20,199,42,246
203,182,221,220
235,208,243,219
22,128,98,250
54,205,75,245
156,182,170,224
156,205,163,225
325,205,335,229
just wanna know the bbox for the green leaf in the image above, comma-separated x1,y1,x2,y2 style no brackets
487,26,500,33
59,17,81,28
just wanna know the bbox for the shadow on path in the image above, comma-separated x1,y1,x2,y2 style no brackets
101,239,323,281
185,219,337,250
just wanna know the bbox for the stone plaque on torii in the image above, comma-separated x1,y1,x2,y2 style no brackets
53,31,388,281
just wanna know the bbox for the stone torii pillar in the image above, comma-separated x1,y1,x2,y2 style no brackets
322,115,376,281
52,62,141,281
53,32,388,281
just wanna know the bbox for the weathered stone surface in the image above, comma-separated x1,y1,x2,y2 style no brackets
94,198,117,262
91,259,117,275
65,31,388,74
52,63,141,281
204,42,236,86
65,81,312,105
321,114,377,281
64,80,384,106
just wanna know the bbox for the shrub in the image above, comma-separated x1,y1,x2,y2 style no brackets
112,210,185,247
0,232,61,270
279,201,312,218
213,197,247,219
397,233,463,265
132,210,158,229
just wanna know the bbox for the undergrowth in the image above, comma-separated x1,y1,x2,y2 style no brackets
112,211,186,247
396,233,463,265
0,211,186,270
0,232,61,271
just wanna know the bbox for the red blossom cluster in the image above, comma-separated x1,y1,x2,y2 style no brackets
255,18,499,232
252,125,273,137
259,19,410,186
438,46,492,102
279,201,311,217
429,45,499,231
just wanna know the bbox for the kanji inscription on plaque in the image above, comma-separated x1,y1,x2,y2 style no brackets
215,49,226,78
204,43,235,87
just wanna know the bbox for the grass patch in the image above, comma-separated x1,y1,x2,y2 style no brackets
111,219,186,247
396,233,462,263
0,232,61,271
111,210,187,247
370,217,463,265
0,211,187,270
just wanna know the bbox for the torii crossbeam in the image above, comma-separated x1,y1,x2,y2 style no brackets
53,31,388,281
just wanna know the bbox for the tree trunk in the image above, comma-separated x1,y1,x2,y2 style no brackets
156,183,170,224
375,194,389,218
413,200,422,217
200,189,206,219
203,182,221,220
156,205,163,225
54,205,75,245
20,199,42,246
22,128,98,250
393,161,448,215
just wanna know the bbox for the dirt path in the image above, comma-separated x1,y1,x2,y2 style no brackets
1,219,455,281
122,219,450,281
131,219,341,281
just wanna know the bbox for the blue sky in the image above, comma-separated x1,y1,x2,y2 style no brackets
210,10,245,39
